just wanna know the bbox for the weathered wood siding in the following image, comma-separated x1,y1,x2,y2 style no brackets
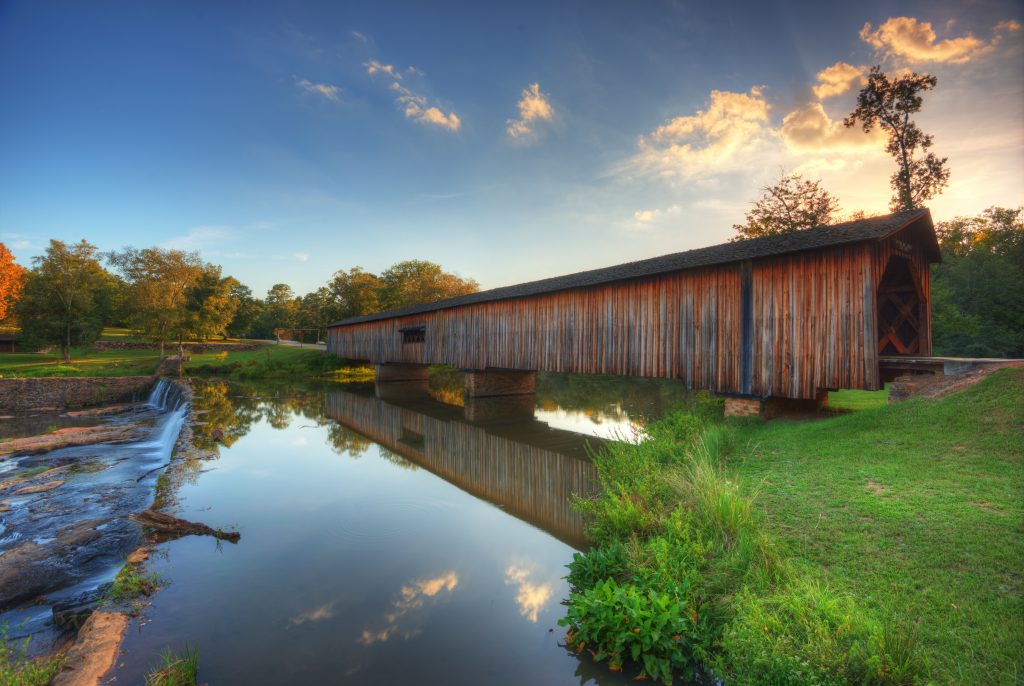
328,230,935,400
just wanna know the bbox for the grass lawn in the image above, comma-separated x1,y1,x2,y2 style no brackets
731,368,1024,684
0,341,328,378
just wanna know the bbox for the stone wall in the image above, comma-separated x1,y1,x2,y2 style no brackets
0,376,155,411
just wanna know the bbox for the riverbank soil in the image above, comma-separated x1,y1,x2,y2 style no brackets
730,367,1023,683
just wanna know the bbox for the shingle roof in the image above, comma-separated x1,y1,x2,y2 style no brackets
330,208,935,327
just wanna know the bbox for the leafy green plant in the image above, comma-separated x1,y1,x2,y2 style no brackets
558,578,705,685
145,643,198,686
566,541,628,591
104,560,162,615
0,622,65,686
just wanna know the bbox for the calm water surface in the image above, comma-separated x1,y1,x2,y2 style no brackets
109,375,690,685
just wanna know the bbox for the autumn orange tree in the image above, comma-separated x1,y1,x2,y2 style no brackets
0,242,26,322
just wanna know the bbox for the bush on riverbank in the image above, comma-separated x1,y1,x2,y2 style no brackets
185,346,351,379
562,393,925,685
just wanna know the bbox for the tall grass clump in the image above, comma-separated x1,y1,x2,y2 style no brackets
560,393,924,685
144,644,199,686
0,623,65,686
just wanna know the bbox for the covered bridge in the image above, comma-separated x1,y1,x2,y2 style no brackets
327,209,939,411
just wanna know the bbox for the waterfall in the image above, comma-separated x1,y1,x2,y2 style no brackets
141,379,189,454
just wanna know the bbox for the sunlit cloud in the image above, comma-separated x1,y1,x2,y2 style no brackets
780,102,884,153
365,59,461,132
860,16,1019,64
504,565,553,623
506,83,554,141
289,603,334,626
359,572,459,645
625,204,682,231
813,62,867,99
295,78,342,102
365,59,402,80
620,87,772,179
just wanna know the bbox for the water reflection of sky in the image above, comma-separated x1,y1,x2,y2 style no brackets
534,405,646,442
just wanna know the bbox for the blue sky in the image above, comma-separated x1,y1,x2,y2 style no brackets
1,0,1021,296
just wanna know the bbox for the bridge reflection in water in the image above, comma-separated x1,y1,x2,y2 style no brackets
325,385,601,548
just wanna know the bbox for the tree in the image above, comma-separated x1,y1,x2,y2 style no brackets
379,260,479,310
226,282,265,339
732,173,840,240
185,265,238,341
931,207,1024,357
844,66,950,212
0,242,27,322
328,267,382,320
297,287,335,338
262,283,298,339
107,247,203,357
16,240,110,361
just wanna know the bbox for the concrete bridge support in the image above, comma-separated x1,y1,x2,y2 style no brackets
462,369,536,399
462,394,536,423
375,363,431,401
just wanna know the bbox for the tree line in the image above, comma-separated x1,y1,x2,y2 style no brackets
0,241,478,361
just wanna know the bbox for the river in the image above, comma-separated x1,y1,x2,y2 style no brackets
103,374,693,684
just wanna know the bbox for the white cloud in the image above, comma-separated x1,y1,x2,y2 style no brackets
812,62,867,99
620,87,773,179
351,31,367,43
365,59,461,132
627,204,682,230
295,78,342,102
506,83,554,140
293,252,310,262
860,16,1018,64
160,225,235,251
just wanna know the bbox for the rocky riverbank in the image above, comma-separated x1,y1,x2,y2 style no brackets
0,379,194,683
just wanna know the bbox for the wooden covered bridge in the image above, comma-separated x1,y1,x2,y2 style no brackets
327,209,939,414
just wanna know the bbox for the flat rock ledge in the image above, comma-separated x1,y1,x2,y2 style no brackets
51,611,130,686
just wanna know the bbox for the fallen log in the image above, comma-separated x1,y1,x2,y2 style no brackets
129,509,240,543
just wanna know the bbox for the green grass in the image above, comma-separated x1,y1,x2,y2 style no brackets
565,369,1023,685
104,561,162,616
0,336,341,379
0,348,163,377
730,367,1024,685
0,623,65,686
144,644,198,686
827,387,889,412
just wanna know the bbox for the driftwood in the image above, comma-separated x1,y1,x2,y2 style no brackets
129,509,240,543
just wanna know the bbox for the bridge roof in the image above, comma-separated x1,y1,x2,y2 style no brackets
330,208,935,327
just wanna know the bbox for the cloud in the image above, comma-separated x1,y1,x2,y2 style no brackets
289,603,333,626
293,252,310,262
365,59,402,80
360,572,459,645
365,59,461,132
506,83,554,140
860,16,1016,64
626,204,682,230
812,62,867,99
295,78,342,102
504,566,553,623
780,102,885,153
351,31,367,43
160,225,235,251
621,87,772,179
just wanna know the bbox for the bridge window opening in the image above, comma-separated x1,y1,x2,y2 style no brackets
401,326,426,344
877,256,922,356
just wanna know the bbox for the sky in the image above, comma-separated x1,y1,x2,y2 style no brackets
1,0,1021,296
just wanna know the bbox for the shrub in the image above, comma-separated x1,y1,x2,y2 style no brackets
558,578,706,685
566,541,628,591
0,623,65,686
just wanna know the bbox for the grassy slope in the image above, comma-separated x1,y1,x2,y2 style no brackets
732,368,1024,684
0,341,324,378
